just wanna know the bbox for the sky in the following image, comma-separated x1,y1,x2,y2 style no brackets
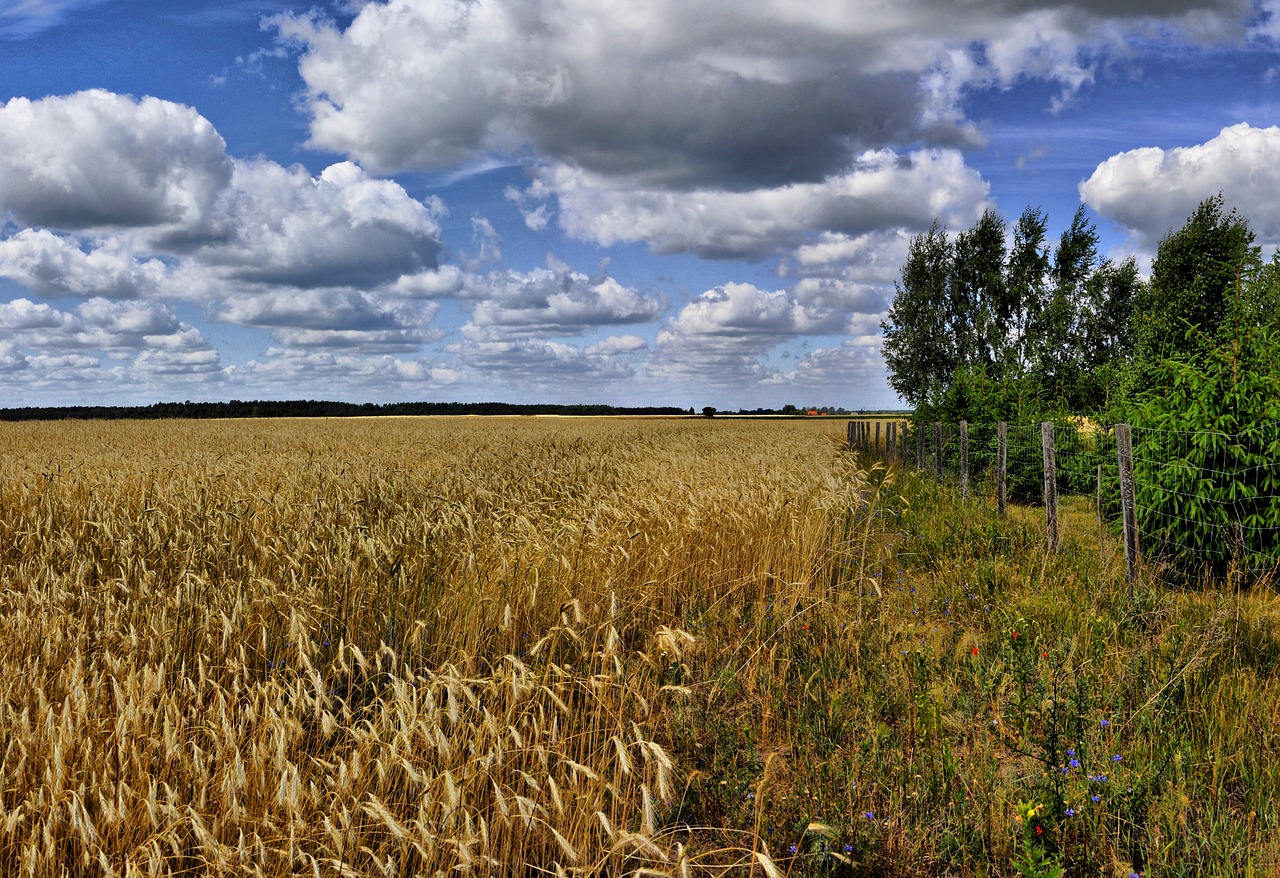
2,1,1280,411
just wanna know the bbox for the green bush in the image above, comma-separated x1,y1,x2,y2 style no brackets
1132,323,1280,578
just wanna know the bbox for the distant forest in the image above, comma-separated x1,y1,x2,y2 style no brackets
0,400,693,422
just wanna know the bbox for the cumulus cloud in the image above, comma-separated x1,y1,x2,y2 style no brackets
276,0,1254,188
0,91,444,308
210,290,443,351
190,159,442,288
647,277,886,388
229,348,460,392
0,229,175,299
0,296,221,389
523,149,989,259
461,266,662,336
0,90,232,234
446,336,635,392
1080,123,1280,247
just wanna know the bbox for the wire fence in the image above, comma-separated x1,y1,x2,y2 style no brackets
847,418,1280,581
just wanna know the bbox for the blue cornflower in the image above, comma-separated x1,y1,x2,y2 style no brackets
1100,719,1110,727
1113,754,1123,762
1091,795,1100,803
1066,749,1076,757
844,844,853,853
788,845,797,854
865,811,875,820
1069,758,1080,768
1065,808,1076,817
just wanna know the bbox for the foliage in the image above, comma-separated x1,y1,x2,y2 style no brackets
884,204,1145,422
1133,193,1261,365
882,220,956,407
1130,316,1280,578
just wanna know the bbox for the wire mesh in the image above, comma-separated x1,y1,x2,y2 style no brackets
856,418,1280,577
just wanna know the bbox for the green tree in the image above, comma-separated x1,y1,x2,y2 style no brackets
950,209,1007,372
1005,206,1051,374
1133,194,1261,363
882,221,955,407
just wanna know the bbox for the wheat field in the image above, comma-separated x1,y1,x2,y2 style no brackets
0,416,868,877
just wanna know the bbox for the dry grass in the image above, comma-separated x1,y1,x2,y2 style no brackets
0,416,864,876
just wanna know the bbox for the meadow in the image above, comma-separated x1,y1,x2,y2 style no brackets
0,417,1276,876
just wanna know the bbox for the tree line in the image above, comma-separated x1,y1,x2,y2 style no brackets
0,400,691,421
882,194,1278,425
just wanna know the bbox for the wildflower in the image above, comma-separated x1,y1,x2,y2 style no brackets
1041,651,1048,658
865,811,875,820
1065,808,1076,817
1091,795,1100,803
1100,719,1110,728
788,845,797,854
844,844,854,853
971,646,979,656
1069,758,1080,769
1067,749,1076,757
1012,630,1019,639
1112,754,1122,762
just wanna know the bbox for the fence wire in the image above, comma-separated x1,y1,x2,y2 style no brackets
852,419,1280,577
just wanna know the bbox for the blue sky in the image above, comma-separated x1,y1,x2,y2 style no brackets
2,0,1280,410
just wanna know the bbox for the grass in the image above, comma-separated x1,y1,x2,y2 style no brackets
0,417,1276,876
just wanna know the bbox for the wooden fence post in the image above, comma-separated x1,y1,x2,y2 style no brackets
916,422,924,470
1096,464,1104,559
873,421,880,456
997,421,1007,516
1116,423,1138,585
960,420,969,498
901,421,908,464
846,420,854,451
887,422,896,461
934,422,943,482
1042,422,1058,553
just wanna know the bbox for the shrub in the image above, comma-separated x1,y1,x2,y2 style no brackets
1131,321,1280,579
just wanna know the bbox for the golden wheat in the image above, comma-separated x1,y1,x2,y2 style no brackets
0,416,866,876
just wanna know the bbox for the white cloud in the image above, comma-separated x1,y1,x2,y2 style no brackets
0,296,222,387
210,290,442,351
461,266,662,336
229,348,461,392
646,275,890,390
1080,123,1280,248
0,90,232,234
0,91,445,314
191,159,443,289
526,149,989,259
276,0,1253,188
0,229,174,299
585,334,646,356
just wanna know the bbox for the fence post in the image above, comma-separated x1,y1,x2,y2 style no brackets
916,422,924,470
887,422,896,461
1042,422,1058,553
997,421,1007,516
1116,423,1138,585
875,421,881,456
846,420,854,451
901,421,908,465
1096,464,1104,559
960,421,969,498
934,422,943,482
